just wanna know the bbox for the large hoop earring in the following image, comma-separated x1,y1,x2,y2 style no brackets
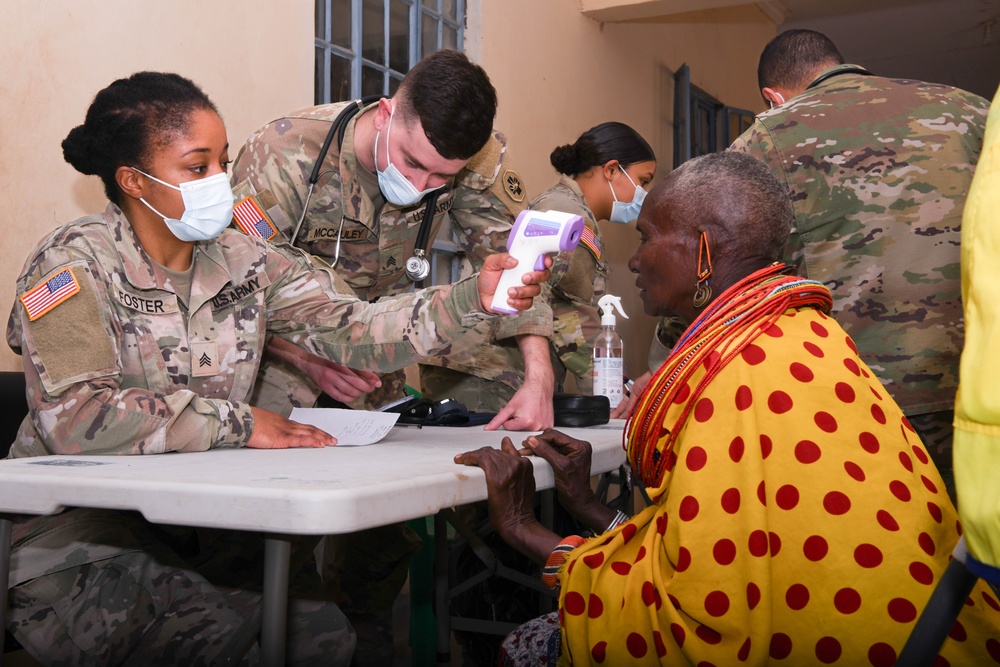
693,231,713,309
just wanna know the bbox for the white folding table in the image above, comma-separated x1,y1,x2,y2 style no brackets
0,422,626,666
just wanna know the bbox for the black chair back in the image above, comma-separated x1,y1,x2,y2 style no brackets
0,372,27,459
0,372,26,651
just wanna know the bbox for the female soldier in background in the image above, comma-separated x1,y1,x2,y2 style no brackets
533,122,655,393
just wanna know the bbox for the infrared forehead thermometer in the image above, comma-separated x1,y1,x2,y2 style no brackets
490,209,585,315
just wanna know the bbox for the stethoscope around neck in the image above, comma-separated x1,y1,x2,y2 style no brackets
805,65,871,91
289,96,439,282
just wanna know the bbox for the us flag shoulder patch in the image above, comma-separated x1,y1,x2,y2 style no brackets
233,196,278,240
579,225,601,261
21,268,81,321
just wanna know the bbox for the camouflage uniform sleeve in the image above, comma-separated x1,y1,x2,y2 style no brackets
8,244,253,457
729,124,806,273
451,131,553,342
529,182,606,385
262,243,492,370
647,316,688,373
230,111,329,239
529,182,602,299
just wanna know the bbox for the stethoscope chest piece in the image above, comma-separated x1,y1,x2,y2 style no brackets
405,250,431,282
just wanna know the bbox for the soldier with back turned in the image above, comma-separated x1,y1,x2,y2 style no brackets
729,29,989,498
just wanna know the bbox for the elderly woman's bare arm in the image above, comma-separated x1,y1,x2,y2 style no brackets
522,430,619,534
455,437,563,564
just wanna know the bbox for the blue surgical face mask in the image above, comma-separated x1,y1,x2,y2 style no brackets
608,167,646,224
133,169,234,242
374,106,444,207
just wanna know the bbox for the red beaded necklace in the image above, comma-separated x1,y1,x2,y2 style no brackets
624,264,832,491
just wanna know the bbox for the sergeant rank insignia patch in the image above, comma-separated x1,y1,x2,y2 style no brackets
191,340,220,377
21,268,81,321
233,196,278,240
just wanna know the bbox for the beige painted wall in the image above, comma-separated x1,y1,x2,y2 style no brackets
0,0,312,371
471,0,775,380
0,0,774,387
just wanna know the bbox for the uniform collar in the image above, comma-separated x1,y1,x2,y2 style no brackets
339,102,380,226
806,63,872,91
559,174,586,200
105,203,162,291
103,203,237,311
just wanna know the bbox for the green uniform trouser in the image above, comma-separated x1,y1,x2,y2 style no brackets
419,366,517,413
909,409,955,503
7,514,355,667
321,523,423,617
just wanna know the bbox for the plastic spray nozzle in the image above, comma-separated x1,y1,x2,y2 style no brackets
598,294,629,326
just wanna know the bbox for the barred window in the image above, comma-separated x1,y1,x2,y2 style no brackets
673,64,755,167
314,0,468,284
314,0,464,104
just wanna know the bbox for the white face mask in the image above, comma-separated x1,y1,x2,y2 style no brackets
374,107,445,207
133,169,235,242
768,91,786,109
608,167,646,224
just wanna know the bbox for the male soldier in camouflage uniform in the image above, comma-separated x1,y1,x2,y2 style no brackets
728,29,990,498
231,50,554,428
230,49,555,662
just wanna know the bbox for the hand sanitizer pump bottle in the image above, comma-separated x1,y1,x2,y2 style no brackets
593,294,629,408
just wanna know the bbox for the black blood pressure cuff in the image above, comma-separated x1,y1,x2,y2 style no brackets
389,397,492,426
552,394,610,428
387,394,610,428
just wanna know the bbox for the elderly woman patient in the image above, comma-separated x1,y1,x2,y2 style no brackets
457,151,1000,666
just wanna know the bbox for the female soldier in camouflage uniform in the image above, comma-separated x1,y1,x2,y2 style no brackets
531,122,655,394
422,122,655,403
4,71,546,667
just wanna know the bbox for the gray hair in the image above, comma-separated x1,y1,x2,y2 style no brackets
659,152,792,266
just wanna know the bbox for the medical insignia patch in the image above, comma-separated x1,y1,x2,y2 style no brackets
233,196,278,240
503,169,525,203
21,268,81,321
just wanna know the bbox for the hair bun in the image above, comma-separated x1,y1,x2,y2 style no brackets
61,124,104,176
550,144,581,175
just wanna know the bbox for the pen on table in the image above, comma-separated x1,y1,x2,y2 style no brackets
377,395,416,412
394,422,422,429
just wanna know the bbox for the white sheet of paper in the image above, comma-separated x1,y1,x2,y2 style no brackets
288,408,400,446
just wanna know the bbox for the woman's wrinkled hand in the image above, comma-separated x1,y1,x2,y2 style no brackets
523,429,612,530
454,436,539,542
611,371,652,419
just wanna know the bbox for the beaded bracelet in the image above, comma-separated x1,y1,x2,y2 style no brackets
541,535,587,590
605,510,630,534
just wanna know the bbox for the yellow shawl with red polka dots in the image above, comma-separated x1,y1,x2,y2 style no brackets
558,270,1000,666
